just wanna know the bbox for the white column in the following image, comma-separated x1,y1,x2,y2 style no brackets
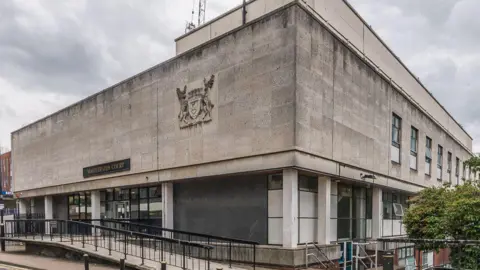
91,191,101,225
317,176,331,245
371,187,383,239
162,182,174,230
44,196,53,234
282,168,298,248
18,199,28,216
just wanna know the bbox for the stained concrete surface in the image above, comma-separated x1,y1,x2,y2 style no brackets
0,252,117,270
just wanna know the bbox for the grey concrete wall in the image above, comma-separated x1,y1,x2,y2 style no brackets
53,195,68,220
173,174,268,244
12,7,297,193
294,6,471,188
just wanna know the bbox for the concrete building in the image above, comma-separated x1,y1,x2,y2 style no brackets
10,0,474,267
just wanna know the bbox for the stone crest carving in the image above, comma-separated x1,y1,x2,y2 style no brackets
176,75,215,128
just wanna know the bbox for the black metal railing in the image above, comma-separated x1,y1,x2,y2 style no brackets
92,219,258,269
3,219,213,270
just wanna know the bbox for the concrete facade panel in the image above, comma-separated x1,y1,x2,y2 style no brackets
293,6,471,189
12,8,298,193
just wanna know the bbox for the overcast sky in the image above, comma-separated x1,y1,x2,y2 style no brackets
0,0,479,153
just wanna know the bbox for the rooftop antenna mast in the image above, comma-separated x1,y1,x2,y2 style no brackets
185,0,196,33
198,0,207,26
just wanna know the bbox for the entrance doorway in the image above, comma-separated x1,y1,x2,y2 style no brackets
114,201,130,220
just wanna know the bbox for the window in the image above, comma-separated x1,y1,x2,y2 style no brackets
455,158,460,176
425,137,432,176
392,114,401,146
447,152,452,172
391,114,401,163
437,145,443,181
462,163,466,180
410,128,418,154
410,127,418,170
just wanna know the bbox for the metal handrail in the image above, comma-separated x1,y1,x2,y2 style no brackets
2,219,214,270
305,242,335,269
94,219,258,269
92,219,259,245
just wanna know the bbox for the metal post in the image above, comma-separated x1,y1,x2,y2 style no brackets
108,231,112,256
183,244,186,270
161,261,167,270
94,226,97,251
242,0,247,25
229,241,232,268
375,241,378,268
83,254,89,270
141,236,144,265
120,259,125,270
343,242,347,270
82,226,85,248
0,224,5,252
124,233,127,259
60,220,63,242
253,244,256,270
355,242,359,270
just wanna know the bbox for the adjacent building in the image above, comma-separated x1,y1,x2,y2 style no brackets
10,0,474,267
0,151,12,197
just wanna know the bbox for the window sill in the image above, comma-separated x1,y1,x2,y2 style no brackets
437,178,442,182
410,168,418,172
391,160,401,165
425,174,431,178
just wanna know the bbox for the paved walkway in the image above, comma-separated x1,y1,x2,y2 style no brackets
0,252,117,270
3,236,244,270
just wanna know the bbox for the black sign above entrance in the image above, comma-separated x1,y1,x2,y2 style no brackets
83,159,130,178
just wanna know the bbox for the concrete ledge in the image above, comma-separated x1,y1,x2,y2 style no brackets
255,244,341,267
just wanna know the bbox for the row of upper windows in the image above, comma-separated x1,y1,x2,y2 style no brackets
391,114,473,182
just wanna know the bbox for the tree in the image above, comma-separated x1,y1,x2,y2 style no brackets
464,155,480,179
403,181,480,269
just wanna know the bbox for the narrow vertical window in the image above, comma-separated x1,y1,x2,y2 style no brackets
455,157,460,185
425,137,432,176
391,114,401,163
410,127,418,170
437,145,443,181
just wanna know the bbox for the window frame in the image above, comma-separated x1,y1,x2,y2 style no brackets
425,137,432,176
447,152,452,173
437,145,443,181
410,127,418,156
455,157,460,177
392,114,401,147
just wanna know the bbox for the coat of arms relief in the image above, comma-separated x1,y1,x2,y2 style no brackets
176,75,215,128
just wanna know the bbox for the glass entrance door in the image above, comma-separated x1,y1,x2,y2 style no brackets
114,201,130,220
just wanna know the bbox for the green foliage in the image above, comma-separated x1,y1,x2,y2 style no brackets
464,155,480,175
403,181,480,269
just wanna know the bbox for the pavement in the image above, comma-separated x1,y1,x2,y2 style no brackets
0,252,118,270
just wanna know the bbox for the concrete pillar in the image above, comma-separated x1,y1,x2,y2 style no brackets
282,168,298,248
44,196,53,234
91,191,101,226
17,199,28,216
317,176,331,245
371,187,383,239
162,182,174,230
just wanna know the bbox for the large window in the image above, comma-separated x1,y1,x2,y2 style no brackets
410,127,418,170
437,145,443,181
425,137,432,176
99,185,162,226
391,114,402,163
447,152,452,183
68,192,91,220
383,191,409,237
